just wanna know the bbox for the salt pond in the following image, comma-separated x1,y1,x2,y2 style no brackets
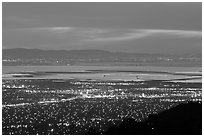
2,66,202,82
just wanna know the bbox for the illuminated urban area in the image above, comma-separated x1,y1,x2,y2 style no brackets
2,79,202,134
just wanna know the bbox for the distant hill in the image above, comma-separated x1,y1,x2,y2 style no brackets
2,48,201,66
3,48,115,59
2,48,201,59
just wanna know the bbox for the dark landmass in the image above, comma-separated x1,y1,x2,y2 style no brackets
3,48,201,67
90,101,202,135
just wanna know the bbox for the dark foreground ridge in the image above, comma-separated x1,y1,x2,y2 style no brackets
88,101,202,135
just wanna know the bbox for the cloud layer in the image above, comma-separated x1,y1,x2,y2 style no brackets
3,27,202,54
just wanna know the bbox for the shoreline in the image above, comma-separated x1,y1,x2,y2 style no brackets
2,66,202,83
2,77,202,83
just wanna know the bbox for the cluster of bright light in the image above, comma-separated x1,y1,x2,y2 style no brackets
2,79,202,135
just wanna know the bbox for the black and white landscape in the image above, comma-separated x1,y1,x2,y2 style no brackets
2,2,202,135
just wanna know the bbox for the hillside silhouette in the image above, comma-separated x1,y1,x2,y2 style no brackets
88,101,202,135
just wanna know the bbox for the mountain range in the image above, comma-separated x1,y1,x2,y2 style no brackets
3,48,201,59
2,48,201,67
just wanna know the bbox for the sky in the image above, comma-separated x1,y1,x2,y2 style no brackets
2,2,202,54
